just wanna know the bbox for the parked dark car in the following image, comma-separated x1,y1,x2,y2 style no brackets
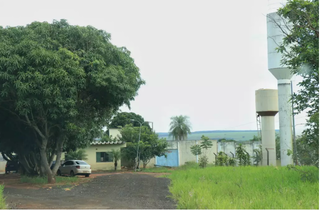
5,161,19,174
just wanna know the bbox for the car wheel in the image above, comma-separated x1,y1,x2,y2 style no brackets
85,174,90,177
70,171,75,177
57,170,61,176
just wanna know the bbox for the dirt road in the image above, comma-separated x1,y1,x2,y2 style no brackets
3,173,176,209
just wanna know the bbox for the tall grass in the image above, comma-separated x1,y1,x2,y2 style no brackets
168,166,319,209
0,185,6,209
21,176,78,185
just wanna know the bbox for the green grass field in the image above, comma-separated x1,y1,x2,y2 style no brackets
0,185,6,209
167,165,319,209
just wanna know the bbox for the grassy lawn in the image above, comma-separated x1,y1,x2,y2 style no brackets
166,164,319,209
0,185,5,209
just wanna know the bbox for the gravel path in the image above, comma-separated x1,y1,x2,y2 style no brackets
4,173,176,209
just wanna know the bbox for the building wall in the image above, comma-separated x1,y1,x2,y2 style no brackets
0,156,5,172
156,140,218,167
178,140,218,165
109,128,122,140
218,141,236,157
86,143,126,170
139,157,155,168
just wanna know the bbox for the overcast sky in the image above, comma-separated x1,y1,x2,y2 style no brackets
0,0,308,134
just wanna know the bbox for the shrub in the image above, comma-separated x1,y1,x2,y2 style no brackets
216,152,228,166
0,185,6,209
199,156,208,168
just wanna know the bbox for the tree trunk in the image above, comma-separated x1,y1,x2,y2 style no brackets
18,155,33,175
51,137,65,175
40,147,55,183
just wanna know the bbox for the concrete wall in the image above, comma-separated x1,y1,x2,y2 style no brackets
162,140,217,166
218,141,237,157
0,156,5,172
217,141,281,166
86,143,126,170
109,128,122,140
218,141,261,157
178,140,218,165
139,157,155,168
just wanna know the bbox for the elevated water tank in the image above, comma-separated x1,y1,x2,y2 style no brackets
256,89,278,166
255,89,278,116
267,0,294,166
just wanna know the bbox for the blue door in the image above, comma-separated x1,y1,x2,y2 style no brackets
156,149,179,167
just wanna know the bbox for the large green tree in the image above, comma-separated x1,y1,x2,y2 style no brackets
108,112,146,128
169,115,192,140
277,0,319,165
120,124,168,169
0,20,144,182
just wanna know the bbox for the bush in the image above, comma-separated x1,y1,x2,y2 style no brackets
0,185,6,209
216,152,228,166
199,156,208,168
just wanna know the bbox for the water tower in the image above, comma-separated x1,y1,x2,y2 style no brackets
267,0,293,166
256,89,278,166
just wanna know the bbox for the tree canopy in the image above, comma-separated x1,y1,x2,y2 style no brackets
169,115,192,140
108,112,150,129
120,124,168,169
0,19,144,182
277,0,319,166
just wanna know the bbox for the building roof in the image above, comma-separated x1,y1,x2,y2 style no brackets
90,140,125,145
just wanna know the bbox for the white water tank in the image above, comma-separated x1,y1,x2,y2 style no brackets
256,89,278,166
267,0,294,166
256,89,278,116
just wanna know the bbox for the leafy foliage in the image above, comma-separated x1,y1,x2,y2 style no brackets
108,112,150,129
190,145,202,156
120,124,168,169
296,134,319,166
253,145,262,166
169,115,191,140
112,149,121,171
0,20,144,182
65,149,88,160
215,151,229,166
190,135,212,168
199,156,208,168
235,144,251,166
276,0,319,166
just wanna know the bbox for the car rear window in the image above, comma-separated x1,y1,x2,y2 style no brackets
76,161,89,165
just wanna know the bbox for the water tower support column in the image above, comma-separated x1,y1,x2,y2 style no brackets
255,89,278,166
277,79,293,166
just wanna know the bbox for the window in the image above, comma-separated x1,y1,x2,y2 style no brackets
96,152,113,162
64,161,73,166
76,161,89,165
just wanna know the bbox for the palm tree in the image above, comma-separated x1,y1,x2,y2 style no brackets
112,149,121,171
169,115,192,140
